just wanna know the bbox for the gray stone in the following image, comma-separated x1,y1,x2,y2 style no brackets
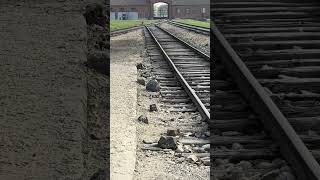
183,145,193,153
138,115,148,124
204,131,210,137
256,162,274,169
214,159,229,166
137,77,145,85
194,132,202,138
202,144,210,151
277,171,296,180
149,104,158,112
146,79,160,92
143,139,155,144
232,143,243,150
202,159,210,166
176,144,184,153
279,165,292,173
167,129,180,136
260,170,280,180
238,161,252,169
176,157,185,163
272,158,286,167
158,136,177,149
193,147,206,153
136,63,145,70
187,154,198,163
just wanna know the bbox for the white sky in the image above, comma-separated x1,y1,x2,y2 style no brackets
154,2,168,8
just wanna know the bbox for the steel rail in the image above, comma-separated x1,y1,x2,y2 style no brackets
111,21,163,36
212,23,320,180
110,26,144,36
145,25,210,121
155,25,210,61
168,21,210,35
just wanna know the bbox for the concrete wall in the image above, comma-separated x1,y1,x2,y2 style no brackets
0,1,108,179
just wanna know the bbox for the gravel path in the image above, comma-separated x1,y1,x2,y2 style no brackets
110,29,145,179
159,23,210,56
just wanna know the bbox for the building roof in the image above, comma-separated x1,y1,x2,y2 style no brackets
110,0,209,6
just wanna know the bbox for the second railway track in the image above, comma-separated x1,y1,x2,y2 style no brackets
167,21,210,35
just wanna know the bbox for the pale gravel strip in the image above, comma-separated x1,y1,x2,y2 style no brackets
110,30,145,180
159,23,210,56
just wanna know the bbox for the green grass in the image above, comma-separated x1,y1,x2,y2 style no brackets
174,19,210,28
110,20,157,32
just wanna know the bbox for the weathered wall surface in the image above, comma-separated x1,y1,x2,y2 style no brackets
0,1,108,179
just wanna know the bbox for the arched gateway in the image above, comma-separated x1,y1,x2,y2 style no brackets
149,0,173,19
110,0,209,20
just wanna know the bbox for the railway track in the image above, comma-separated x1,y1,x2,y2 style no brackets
142,24,211,164
145,24,210,120
213,0,320,179
167,21,210,35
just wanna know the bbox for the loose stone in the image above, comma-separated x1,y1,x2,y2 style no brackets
176,144,184,153
146,79,160,92
232,143,243,150
167,129,180,136
158,136,177,149
277,171,296,180
260,170,280,180
187,154,198,163
202,144,210,151
136,62,145,70
149,104,158,112
138,115,148,124
137,77,145,85
183,145,193,153
256,162,274,169
202,159,210,166
238,161,252,169
176,157,185,163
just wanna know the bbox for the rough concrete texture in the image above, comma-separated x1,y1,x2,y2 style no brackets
110,30,145,180
0,1,107,179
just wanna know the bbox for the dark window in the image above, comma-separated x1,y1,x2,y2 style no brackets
120,8,124,12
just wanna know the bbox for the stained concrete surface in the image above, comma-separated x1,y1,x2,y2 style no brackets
0,1,108,179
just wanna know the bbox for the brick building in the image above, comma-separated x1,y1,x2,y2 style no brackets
110,0,209,20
